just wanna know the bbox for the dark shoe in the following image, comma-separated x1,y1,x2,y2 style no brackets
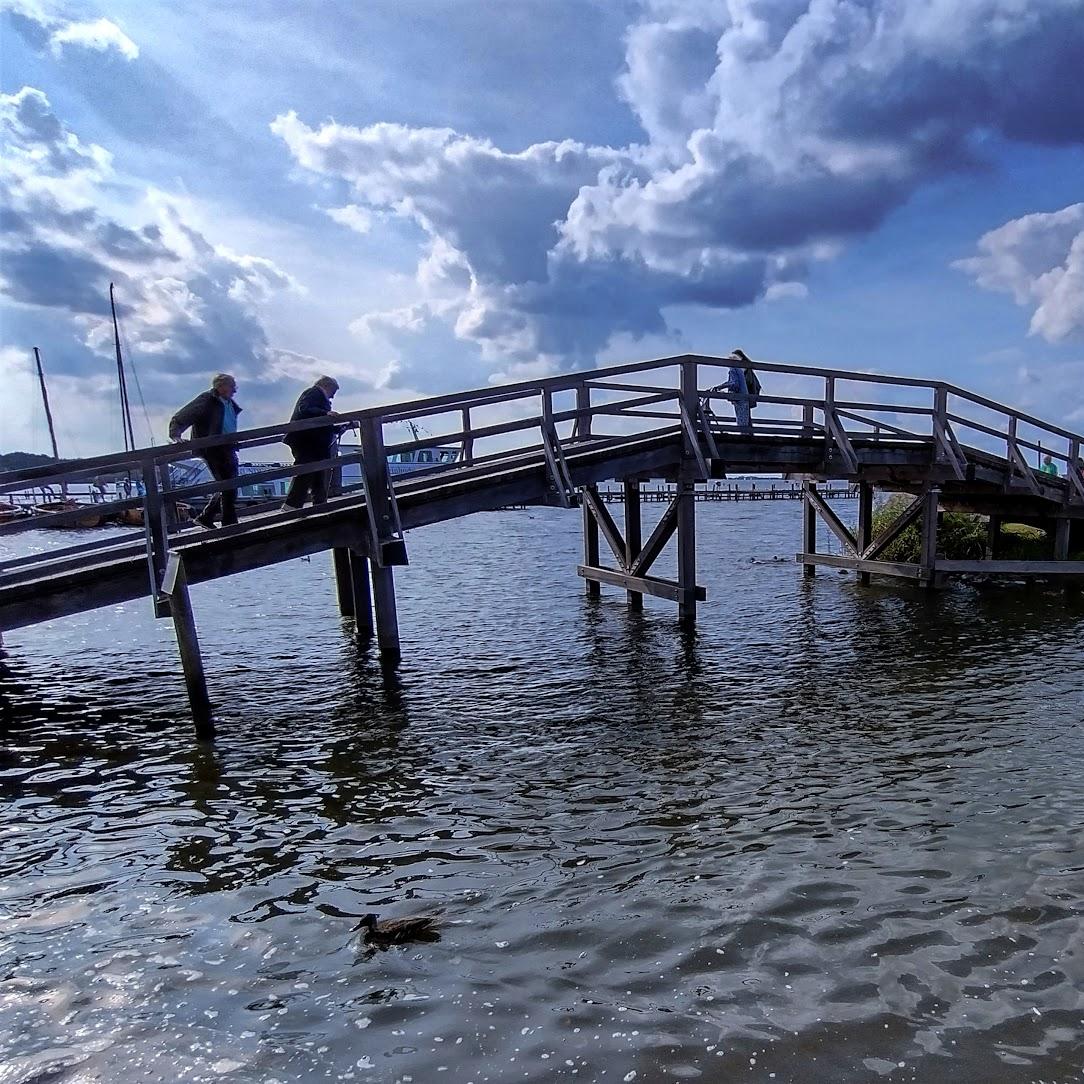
220,517,239,527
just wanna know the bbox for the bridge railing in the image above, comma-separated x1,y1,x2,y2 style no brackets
3,354,1082,607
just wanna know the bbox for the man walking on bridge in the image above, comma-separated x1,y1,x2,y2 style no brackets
281,376,346,511
169,373,242,529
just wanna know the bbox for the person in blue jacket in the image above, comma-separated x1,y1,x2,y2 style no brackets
282,376,343,510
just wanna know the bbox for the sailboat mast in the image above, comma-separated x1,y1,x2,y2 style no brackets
110,282,136,452
33,347,60,460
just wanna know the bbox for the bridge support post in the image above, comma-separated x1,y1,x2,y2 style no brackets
332,547,354,616
986,515,1002,560
371,564,401,663
161,554,213,740
350,551,374,639
583,484,600,598
623,479,643,611
920,487,940,588
802,482,817,578
677,479,696,628
1053,518,1071,561
856,482,874,586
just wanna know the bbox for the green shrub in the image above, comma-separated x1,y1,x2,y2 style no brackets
869,495,1054,562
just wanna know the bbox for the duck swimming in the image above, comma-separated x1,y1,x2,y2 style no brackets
355,913,441,946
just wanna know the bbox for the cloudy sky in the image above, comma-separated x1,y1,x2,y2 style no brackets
2,0,1083,457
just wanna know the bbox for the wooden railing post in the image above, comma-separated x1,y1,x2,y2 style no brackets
360,415,408,567
461,406,474,465
575,383,592,440
141,454,171,617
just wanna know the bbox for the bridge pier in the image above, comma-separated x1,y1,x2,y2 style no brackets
856,482,874,586
583,484,601,598
332,547,374,639
371,564,401,663
160,554,214,740
623,479,643,611
676,480,697,629
801,482,817,578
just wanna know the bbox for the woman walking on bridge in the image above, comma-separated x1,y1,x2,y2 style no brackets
169,373,242,528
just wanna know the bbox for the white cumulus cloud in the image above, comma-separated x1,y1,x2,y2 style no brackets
955,203,1084,343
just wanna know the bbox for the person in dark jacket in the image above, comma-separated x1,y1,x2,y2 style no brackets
169,373,242,528
281,376,343,510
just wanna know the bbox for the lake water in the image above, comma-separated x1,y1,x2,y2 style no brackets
2,503,1083,1083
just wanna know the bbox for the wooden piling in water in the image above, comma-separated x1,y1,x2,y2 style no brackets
857,482,874,586
583,483,601,598
349,550,374,638
677,480,696,629
371,564,401,662
161,554,213,739
332,547,354,616
802,482,817,578
920,487,940,588
623,479,643,611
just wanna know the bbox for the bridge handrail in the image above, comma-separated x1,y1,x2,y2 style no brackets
5,354,1079,495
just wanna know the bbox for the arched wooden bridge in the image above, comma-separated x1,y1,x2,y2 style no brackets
3,354,1082,735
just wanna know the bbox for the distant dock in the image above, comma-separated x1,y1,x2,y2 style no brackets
596,484,859,503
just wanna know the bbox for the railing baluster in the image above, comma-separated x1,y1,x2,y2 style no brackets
141,453,171,617
461,406,474,465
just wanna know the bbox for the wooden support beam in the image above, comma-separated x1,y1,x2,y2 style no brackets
577,565,705,603
863,491,926,560
802,481,817,578
582,484,600,598
856,481,874,586
332,547,354,616
676,480,697,628
629,498,679,578
370,563,401,662
623,479,643,611
582,486,628,567
805,484,858,554
161,554,213,739
797,552,923,580
349,550,374,638
935,559,1084,575
360,416,409,567
920,486,940,587
986,515,1001,560
1053,518,1071,561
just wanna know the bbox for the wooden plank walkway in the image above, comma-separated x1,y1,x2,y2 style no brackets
3,352,1083,732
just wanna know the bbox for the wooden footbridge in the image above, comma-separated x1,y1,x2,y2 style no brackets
2,354,1082,736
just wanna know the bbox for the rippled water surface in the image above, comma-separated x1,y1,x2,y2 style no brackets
2,503,1083,1083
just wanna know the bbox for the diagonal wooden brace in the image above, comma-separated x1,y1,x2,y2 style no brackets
1007,439,1041,495
861,490,925,560
824,407,859,474
805,484,858,554
581,486,628,568
629,497,680,577
678,399,710,480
